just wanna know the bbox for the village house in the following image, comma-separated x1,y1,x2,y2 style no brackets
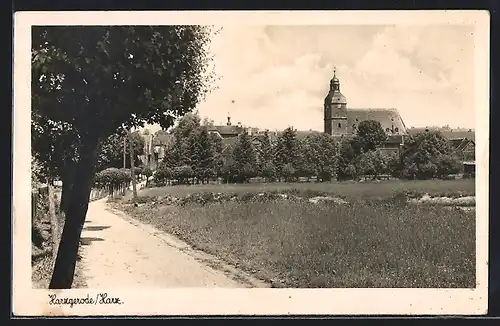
207,114,279,160
139,129,171,171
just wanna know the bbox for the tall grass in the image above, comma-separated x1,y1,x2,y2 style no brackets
124,198,475,288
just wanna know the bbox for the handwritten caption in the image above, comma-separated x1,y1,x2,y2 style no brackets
48,293,123,308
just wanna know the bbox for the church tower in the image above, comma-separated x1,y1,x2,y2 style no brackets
324,68,348,136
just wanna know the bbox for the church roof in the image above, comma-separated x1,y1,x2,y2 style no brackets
325,91,347,105
346,108,408,136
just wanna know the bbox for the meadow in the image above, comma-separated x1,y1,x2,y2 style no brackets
139,178,475,199
116,179,476,288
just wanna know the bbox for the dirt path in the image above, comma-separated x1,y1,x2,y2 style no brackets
76,198,252,288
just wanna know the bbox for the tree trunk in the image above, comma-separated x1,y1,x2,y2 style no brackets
59,165,75,216
49,137,98,289
46,180,59,261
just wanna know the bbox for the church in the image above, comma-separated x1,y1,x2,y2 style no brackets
323,69,408,153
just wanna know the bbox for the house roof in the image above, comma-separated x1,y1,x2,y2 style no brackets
407,127,475,142
449,138,465,149
449,138,475,152
346,108,408,136
221,137,238,153
208,125,245,136
295,130,318,140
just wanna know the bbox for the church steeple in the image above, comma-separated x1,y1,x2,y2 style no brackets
227,112,232,126
324,66,348,136
330,66,340,92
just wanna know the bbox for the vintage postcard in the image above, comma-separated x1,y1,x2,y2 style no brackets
13,10,489,316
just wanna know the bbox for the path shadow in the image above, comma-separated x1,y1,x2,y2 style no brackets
80,237,105,246
83,225,111,232
85,220,93,223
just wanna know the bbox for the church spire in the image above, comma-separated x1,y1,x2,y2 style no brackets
330,66,340,91
227,112,232,126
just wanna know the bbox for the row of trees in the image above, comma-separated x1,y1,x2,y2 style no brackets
153,115,464,185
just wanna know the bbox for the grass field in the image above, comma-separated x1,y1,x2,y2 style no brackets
118,179,476,288
139,179,475,199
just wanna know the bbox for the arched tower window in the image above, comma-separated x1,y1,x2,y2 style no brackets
338,123,341,128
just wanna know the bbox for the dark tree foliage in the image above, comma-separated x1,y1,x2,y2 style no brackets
355,120,387,152
231,130,258,183
274,127,302,181
400,131,461,180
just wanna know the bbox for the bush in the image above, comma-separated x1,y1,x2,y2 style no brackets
153,164,173,186
94,167,131,195
173,165,194,184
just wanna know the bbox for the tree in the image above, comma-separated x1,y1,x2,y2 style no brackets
302,132,338,182
231,130,257,182
281,163,296,182
32,113,80,215
356,120,387,152
386,151,402,178
357,149,390,180
260,161,277,182
201,117,215,127
209,133,224,180
259,130,274,164
274,127,302,181
400,131,458,180
173,165,194,185
189,126,217,183
96,130,145,171
435,153,462,179
169,113,202,167
336,136,361,180
32,25,215,288
142,166,153,187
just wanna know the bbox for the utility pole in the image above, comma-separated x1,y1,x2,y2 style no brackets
128,128,138,203
123,133,127,169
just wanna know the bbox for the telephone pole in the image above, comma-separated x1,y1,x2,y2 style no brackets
123,133,127,169
128,128,138,203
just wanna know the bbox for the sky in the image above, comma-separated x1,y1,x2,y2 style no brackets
148,24,476,133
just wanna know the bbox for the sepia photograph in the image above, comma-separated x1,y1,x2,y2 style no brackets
13,10,489,316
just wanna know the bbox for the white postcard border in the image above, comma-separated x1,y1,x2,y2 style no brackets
13,10,490,316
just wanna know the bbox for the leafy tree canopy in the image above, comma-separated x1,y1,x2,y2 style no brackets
32,26,216,138
355,120,387,152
